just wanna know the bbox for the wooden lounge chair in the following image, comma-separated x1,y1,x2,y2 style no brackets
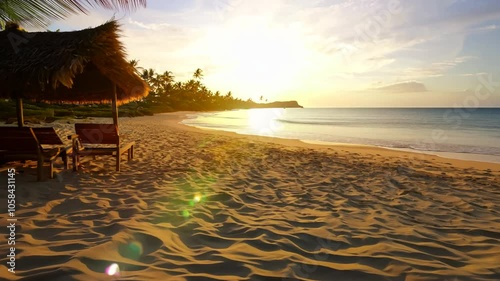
72,123,134,171
0,127,61,181
32,127,73,170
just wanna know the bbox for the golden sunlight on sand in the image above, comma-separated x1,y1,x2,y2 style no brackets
0,113,499,280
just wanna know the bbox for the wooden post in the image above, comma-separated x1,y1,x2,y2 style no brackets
111,83,118,125
16,98,24,127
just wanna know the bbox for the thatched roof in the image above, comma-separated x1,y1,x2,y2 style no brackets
0,20,148,104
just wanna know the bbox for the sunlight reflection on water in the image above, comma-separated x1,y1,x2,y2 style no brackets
247,108,285,136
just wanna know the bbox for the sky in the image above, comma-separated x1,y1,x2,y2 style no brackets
43,0,500,107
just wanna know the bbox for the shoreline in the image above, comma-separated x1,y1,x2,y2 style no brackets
169,112,500,171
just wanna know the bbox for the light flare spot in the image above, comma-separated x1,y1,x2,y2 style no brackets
194,193,202,203
128,241,143,258
248,108,284,135
189,193,205,206
106,263,120,276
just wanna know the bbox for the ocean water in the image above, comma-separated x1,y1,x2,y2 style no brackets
181,108,500,163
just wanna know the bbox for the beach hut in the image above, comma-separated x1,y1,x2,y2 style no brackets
0,20,149,126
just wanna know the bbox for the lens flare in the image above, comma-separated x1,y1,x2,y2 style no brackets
106,263,120,276
182,209,190,218
189,192,205,207
127,241,143,259
118,240,144,260
194,193,202,203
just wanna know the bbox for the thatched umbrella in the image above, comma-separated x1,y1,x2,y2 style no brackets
0,20,149,127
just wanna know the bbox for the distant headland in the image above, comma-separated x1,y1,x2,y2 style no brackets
248,100,303,109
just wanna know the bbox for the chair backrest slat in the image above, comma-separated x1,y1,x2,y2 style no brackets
75,123,119,145
32,127,64,145
0,127,40,152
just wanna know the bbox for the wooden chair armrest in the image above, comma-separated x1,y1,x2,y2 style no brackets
120,141,135,151
63,145,73,153
68,134,82,153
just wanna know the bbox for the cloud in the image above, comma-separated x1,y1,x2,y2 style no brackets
45,0,500,106
294,1,499,81
372,81,428,93
402,56,475,78
127,19,175,30
458,72,488,77
472,24,500,32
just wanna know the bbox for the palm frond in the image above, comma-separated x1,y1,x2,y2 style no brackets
0,0,147,28
78,0,147,11
0,0,83,28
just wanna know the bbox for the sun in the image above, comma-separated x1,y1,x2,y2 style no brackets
231,32,293,80
205,20,310,100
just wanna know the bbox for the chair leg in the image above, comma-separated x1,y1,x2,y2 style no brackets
73,153,78,171
62,151,68,170
49,161,54,179
116,153,120,171
37,158,43,181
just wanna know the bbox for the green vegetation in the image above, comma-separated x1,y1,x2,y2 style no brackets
0,100,152,123
0,65,301,123
137,65,301,112
138,67,260,112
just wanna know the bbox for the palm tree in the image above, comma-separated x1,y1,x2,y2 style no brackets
193,68,203,80
129,59,144,75
0,0,147,28
162,70,175,84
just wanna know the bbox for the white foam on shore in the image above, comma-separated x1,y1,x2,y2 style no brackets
302,140,500,164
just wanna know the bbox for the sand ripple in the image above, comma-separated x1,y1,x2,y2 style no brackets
0,115,499,280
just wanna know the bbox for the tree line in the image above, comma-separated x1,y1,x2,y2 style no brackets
131,61,260,112
0,62,279,122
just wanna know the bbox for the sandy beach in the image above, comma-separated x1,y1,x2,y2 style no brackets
1,112,499,281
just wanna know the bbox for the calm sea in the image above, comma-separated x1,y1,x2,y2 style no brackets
181,108,500,163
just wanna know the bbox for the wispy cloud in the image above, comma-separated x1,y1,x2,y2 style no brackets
127,18,175,30
458,72,488,77
371,81,428,93
402,56,476,78
472,24,500,32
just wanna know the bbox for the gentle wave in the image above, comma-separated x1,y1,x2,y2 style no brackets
182,108,500,161
300,137,500,156
277,119,356,126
